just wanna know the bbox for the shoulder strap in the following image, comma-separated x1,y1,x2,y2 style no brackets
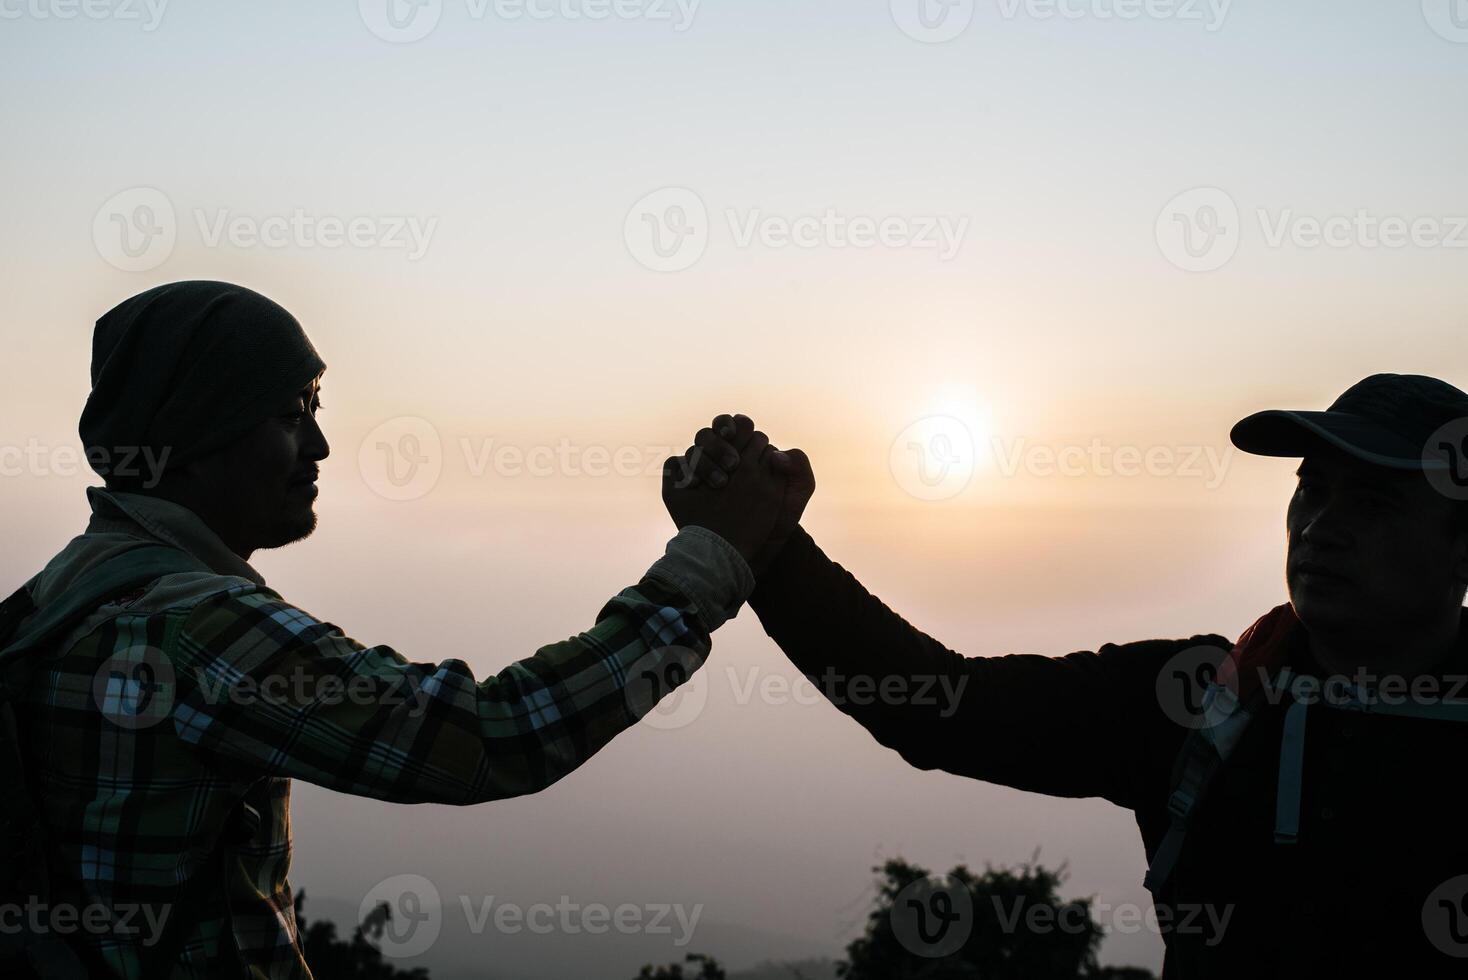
1143,679,1266,898
1147,667,1468,897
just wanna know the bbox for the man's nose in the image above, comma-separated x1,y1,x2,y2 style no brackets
303,415,330,461
1299,497,1354,550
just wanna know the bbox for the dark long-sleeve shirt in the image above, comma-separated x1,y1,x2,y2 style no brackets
749,528,1468,978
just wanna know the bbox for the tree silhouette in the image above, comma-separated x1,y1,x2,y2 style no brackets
634,952,728,979
294,890,431,980
838,857,1156,980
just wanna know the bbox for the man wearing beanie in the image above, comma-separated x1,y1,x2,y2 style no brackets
3,281,805,978
668,379,1468,977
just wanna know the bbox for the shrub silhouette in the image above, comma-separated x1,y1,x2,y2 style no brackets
838,857,1156,980
294,890,431,979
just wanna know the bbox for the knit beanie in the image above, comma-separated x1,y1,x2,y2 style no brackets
79,281,326,480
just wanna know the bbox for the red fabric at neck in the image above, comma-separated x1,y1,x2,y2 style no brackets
1216,603,1304,702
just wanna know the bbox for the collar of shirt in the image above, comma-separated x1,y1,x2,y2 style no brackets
84,484,267,586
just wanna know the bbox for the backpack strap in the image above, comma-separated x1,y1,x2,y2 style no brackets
1147,665,1468,897
1143,679,1265,898
0,543,209,979
1273,671,1308,845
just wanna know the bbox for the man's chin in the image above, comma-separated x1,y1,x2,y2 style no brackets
260,505,318,550
1290,588,1371,637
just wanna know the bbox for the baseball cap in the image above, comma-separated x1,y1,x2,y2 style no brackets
1230,374,1468,471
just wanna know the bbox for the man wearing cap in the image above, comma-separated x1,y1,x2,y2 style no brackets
10,281,808,978
671,382,1468,978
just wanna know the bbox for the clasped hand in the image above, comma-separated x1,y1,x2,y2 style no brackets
661,414,815,575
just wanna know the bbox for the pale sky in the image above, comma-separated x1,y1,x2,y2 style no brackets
3,1,1467,974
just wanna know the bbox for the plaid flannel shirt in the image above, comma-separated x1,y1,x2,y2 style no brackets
17,486,752,978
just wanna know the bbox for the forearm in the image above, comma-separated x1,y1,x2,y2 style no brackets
748,527,976,768
750,527,1185,803
170,526,753,804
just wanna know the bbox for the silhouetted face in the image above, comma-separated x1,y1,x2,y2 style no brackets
177,375,329,556
1286,448,1468,638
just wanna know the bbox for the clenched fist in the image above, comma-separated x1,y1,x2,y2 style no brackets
661,414,815,575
